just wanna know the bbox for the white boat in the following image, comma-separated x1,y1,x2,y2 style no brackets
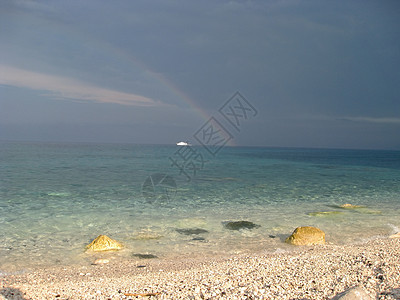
176,141,191,146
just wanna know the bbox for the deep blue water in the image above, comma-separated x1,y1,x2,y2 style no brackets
1,142,399,272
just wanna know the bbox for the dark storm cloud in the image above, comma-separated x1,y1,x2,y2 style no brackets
1,0,399,148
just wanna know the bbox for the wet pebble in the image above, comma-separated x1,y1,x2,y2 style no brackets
132,253,158,259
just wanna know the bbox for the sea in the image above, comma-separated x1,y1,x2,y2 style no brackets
1,141,400,274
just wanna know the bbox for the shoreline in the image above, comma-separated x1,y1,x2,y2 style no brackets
1,237,399,299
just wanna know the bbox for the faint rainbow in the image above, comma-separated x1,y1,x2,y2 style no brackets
150,71,237,147
52,24,235,146
107,45,236,146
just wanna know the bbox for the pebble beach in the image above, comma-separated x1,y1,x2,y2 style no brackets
1,237,399,300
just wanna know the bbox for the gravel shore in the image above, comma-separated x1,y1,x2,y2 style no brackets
1,238,399,299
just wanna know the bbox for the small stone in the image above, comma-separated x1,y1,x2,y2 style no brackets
223,221,260,230
86,235,123,252
93,259,110,265
285,226,325,246
331,286,373,300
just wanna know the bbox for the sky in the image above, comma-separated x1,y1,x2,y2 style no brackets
1,0,399,149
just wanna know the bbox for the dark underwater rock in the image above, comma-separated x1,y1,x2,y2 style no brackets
175,228,209,235
223,221,261,230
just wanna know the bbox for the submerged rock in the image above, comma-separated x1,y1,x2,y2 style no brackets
175,217,207,228
224,221,261,230
308,211,343,217
132,232,163,240
329,204,380,214
357,208,382,215
86,235,123,252
285,226,325,246
175,228,209,235
192,237,206,241
132,253,158,259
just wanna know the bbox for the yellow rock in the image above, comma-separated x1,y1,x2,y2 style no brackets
339,203,365,209
285,226,325,246
86,235,123,252
308,211,343,217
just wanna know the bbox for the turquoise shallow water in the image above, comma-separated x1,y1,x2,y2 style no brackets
1,142,400,273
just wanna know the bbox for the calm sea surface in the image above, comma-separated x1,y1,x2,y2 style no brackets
1,142,400,273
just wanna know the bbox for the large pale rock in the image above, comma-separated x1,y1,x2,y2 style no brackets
389,232,400,239
86,235,123,252
285,226,325,246
331,286,373,300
